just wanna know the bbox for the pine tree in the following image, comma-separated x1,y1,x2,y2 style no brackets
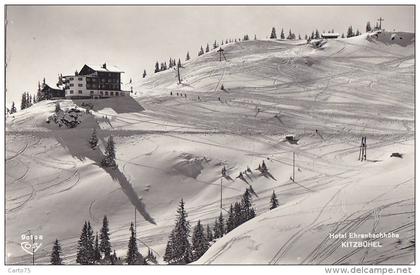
10,102,16,114
89,128,98,149
341,33,345,38
298,34,302,40
243,34,249,41
76,221,95,265
366,21,372,32
154,61,160,73
99,215,112,260
213,40,218,49
101,136,116,167
186,52,190,61
270,190,279,210
191,220,209,261
164,198,192,264
226,204,235,233
355,29,361,36
145,249,158,264
206,224,213,242
205,43,210,53
241,188,256,222
315,29,320,39
287,29,293,39
20,93,27,110
280,28,285,39
126,222,144,264
217,212,224,237
177,58,182,68
347,26,354,38
233,201,242,227
143,70,147,78
213,217,220,239
270,27,277,39
50,239,63,265
198,46,204,56
94,232,101,263
254,34,257,40
163,229,175,263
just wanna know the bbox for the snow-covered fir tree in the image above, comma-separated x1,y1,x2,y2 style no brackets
205,43,210,52
198,46,204,56
99,215,112,260
213,40,218,49
89,128,98,149
191,220,209,261
226,204,235,233
143,69,147,78
347,26,354,38
186,51,190,61
206,224,213,242
101,136,116,167
233,201,243,227
270,190,279,210
241,188,256,222
163,230,175,263
315,29,320,39
213,217,221,238
20,93,27,110
126,222,144,264
154,61,160,73
94,232,101,263
217,212,225,237
366,21,372,32
280,28,285,39
163,198,193,264
76,221,95,265
10,102,16,114
270,27,277,39
50,239,63,265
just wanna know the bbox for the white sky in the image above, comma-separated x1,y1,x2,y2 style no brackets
5,5,415,107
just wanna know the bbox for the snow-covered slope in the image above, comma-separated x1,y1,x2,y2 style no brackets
6,31,414,264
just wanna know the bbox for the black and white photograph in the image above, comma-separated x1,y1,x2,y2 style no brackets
2,2,416,273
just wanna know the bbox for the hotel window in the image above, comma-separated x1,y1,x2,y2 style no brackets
78,77,83,81
100,91,103,95
78,90,82,94
70,83,74,87
110,92,114,96
90,91,94,95
105,91,109,96
115,92,119,96
78,84,83,87
70,90,74,94
69,77,74,81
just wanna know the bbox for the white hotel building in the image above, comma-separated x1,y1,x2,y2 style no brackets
64,63,131,99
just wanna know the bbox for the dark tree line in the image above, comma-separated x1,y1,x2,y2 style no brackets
52,215,157,265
